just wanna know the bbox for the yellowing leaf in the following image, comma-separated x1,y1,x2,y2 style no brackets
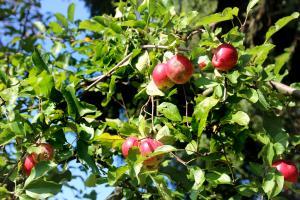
93,133,124,149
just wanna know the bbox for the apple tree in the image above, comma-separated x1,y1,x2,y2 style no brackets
0,0,299,199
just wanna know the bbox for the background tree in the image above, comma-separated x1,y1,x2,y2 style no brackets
0,0,299,199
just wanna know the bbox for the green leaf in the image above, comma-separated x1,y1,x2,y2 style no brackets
196,7,239,26
25,162,55,186
0,187,9,199
150,175,173,200
246,43,275,65
257,89,270,109
49,22,63,34
259,143,274,166
85,174,97,187
55,13,68,27
156,125,174,144
190,167,205,190
193,97,219,137
237,183,259,197
157,102,182,122
0,129,15,146
107,166,128,185
206,171,231,185
147,145,177,158
25,179,62,199
135,51,149,72
102,76,117,107
93,133,124,149
32,48,49,73
274,46,294,79
246,0,259,15
185,140,197,155
61,84,96,119
25,70,54,97
33,21,46,33
238,88,258,103
67,3,75,22
228,111,250,126
262,171,284,198
77,139,99,173
146,80,164,96
79,20,104,32
265,12,299,42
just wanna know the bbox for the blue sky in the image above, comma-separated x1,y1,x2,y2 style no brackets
40,0,114,199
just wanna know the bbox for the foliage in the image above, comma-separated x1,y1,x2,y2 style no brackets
0,0,299,199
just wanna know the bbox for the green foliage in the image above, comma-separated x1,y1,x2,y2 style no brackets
0,0,299,199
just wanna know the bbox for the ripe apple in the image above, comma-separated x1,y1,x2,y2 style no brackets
38,143,54,161
122,136,139,157
152,63,175,90
23,153,37,176
212,43,238,71
272,160,298,183
139,138,163,167
166,54,194,84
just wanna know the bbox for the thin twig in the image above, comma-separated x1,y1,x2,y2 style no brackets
85,52,133,91
186,28,204,41
119,94,130,120
182,86,189,127
141,44,190,52
151,96,155,134
139,96,151,117
219,139,235,183
170,152,187,167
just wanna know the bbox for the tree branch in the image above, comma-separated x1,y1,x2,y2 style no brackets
84,52,133,91
202,81,300,100
269,81,300,99
141,44,190,52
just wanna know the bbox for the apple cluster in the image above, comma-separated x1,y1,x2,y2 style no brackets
23,143,54,176
152,54,194,90
122,137,163,168
152,43,239,90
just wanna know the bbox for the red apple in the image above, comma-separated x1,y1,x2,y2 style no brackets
23,153,37,176
38,143,54,161
197,56,209,69
272,160,298,183
166,54,194,84
212,43,238,71
152,63,175,90
122,136,139,157
139,138,163,167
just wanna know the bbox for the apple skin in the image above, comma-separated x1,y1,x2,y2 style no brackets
139,138,163,167
152,63,175,90
212,43,238,71
38,143,54,161
166,54,194,84
23,153,37,176
272,160,298,183
122,136,139,157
